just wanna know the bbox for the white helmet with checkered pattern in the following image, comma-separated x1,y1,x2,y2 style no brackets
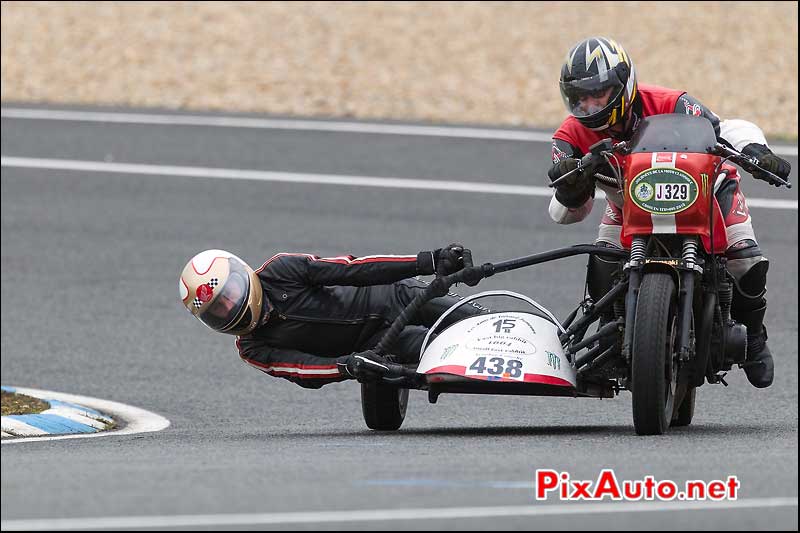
179,250,263,335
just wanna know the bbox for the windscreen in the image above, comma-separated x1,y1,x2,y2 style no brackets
629,114,717,154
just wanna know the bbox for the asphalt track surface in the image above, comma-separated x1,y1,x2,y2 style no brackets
1,104,797,530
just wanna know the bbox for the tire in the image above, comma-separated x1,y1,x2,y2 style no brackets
361,382,408,431
671,386,696,427
632,273,679,435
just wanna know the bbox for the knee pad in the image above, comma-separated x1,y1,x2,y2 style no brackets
736,258,769,298
730,256,769,316
727,239,768,301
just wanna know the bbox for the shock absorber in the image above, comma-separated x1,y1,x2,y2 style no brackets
718,280,733,323
630,237,647,264
682,238,699,270
677,238,699,360
613,295,625,319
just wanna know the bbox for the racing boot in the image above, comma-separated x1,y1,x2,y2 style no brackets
586,243,623,351
728,252,773,388
737,303,773,388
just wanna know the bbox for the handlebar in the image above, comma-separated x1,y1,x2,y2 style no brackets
549,139,791,190
379,362,421,386
548,138,627,189
711,143,792,188
371,262,496,385
373,262,494,357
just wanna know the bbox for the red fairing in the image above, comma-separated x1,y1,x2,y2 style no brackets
621,152,729,253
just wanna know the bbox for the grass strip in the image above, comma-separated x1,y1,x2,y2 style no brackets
1,391,50,416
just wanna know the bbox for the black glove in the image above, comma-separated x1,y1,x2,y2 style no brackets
741,143,791,186
336,350,390,382
548,158,595,208
417,243,468,276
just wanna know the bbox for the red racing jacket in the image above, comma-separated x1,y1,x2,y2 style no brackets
548,84,769,224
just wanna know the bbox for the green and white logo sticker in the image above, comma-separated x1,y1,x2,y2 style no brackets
629,167,698,215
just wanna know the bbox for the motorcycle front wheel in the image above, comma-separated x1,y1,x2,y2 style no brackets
631,273,679,435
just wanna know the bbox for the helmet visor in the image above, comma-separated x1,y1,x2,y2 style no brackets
560,71,625,119
198,258,251,332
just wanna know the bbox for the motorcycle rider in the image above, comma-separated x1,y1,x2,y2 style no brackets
547,37,792,388
179,244,484,388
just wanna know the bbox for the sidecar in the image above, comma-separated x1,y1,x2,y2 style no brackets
360,288,618,431
416,291,577,401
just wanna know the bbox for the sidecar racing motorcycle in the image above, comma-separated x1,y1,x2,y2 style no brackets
364,114,791,436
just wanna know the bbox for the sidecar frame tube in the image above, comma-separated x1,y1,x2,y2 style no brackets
560,280,629,345
491,245,629,275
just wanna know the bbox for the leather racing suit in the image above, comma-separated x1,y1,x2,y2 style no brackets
236,253,486,388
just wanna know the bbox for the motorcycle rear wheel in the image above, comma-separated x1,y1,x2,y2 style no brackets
632,273,679,435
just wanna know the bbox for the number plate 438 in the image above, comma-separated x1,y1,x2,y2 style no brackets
467,356,524,381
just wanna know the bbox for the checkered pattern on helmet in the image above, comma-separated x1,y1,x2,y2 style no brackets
192,297,203,309
208,278,219,288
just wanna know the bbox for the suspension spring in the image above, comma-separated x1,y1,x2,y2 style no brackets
682,238,699,269
630,237,647,265
718,281,733,323
613,295,625,319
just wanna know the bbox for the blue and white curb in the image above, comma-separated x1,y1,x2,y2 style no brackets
2,386,114,438
1,386,170,443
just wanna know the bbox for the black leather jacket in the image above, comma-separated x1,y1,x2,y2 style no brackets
235,252,476,388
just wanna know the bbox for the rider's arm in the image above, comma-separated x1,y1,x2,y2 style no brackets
236,337,348,389
548,138,595,224
268,252,428,287
673,93,769,150
718,119,769,151
673,93,722,136
674,93,789,183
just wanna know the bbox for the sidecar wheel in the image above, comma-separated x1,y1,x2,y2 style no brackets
361,382,408,431
632,273,679,435
671,386,696,427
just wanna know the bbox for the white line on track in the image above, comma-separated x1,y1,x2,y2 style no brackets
2,156,796,210
1,387,170,445
0,497,796,530
2,107,797,156
0,107,557,142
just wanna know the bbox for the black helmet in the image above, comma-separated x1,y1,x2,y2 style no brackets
559,37,638,131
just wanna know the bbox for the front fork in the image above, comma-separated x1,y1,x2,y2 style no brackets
621,237,646,362
621,236,700,364
676,239,700,362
